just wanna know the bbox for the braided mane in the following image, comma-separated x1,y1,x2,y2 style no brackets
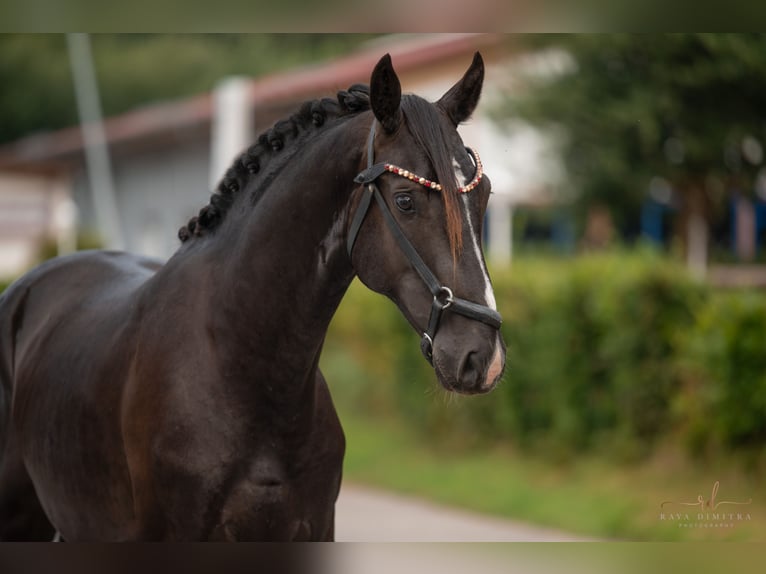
178,84,371,243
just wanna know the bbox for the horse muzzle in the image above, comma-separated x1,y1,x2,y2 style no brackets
432,328,506,395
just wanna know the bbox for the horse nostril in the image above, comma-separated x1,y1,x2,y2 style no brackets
459,351,481,389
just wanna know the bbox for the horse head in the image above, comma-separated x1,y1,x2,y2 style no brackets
347,53,506,395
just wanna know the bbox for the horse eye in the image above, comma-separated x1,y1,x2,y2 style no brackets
395,194,414,213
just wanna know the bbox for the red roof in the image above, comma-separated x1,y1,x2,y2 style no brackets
0,34,506,171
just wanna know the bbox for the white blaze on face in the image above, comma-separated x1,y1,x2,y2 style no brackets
454,158,497,311
485,337,505,388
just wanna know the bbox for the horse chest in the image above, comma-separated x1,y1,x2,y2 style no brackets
194,451,339,540
147,418,343,541
221,426,344,537
209,479,306,540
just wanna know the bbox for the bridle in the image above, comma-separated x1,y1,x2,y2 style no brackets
346,121,502,366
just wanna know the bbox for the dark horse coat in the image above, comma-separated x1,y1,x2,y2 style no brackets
0,53,505,540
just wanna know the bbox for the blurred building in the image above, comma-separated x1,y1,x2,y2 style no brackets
2,34,762,284
0,33,552,275
0,170,74,277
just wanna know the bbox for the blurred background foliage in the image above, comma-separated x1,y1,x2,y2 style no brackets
0,34,375,144
323,251,766,470
322,252,765,540
498,33,766,245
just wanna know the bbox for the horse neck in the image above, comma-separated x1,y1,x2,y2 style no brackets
185,115,368,396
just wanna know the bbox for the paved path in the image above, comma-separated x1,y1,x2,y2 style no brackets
335,482,591,542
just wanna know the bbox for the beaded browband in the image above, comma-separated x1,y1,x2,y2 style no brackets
382,148,484,193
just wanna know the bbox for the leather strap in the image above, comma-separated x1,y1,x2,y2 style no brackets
346,185,374,258
372,186,442,297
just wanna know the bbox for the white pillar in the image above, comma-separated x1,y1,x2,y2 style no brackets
735,196,756,261
687,211,708,280
51,176,78,256
487,196,513,265
210,77,254,190
67,33,124,251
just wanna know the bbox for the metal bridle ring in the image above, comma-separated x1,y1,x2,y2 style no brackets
435,286,453,309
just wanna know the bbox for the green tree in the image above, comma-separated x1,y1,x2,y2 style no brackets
0,35,78,144
502,34,766,257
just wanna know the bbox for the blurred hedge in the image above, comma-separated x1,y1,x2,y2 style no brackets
2,252,763,467
677,292,766,468
322,250,766,467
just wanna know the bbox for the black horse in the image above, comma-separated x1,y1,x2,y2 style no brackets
0,53,505,541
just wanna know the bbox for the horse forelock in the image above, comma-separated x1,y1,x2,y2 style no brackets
178,85,371,243
400,95,464,261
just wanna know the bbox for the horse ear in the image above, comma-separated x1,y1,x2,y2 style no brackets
437,52,485,126
370,54,402,134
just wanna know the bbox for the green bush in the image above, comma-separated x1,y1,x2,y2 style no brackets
677,293,766,464
3,247,760,468
486,251,707,460
324,250,728,461
5,248,763,468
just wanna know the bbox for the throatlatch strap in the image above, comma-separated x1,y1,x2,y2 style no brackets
346,186,374,258
347,121,382,258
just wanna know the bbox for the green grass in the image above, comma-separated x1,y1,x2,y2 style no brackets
337,406,765,541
